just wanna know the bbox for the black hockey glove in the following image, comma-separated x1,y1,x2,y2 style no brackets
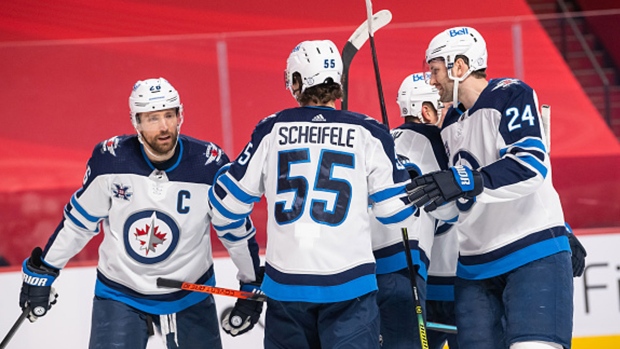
567,233,587,277
20,247,59,322
407,165,484,212
221,267,265,337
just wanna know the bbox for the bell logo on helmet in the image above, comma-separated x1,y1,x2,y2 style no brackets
412,73,426,82
449,28,469,37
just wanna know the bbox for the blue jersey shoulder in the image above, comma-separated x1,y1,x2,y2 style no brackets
472,78,534,115
85,135,228,187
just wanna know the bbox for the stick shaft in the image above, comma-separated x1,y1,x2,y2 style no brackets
0,307,30,349
365,0,389,128
401,227,430,349
157,278,267,302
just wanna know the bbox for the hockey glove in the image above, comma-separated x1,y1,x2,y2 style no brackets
222,268,264,337
407,165,483,212
20,247,60,322
567,233,587,277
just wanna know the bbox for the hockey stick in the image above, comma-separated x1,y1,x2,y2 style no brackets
365,0,390,128
401,227,430,349
156,278,267,302
160,276,455,333
0,307,30,349
341,9,392,111
541,104,551,153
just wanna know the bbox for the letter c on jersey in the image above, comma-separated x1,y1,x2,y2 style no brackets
123,210,180,264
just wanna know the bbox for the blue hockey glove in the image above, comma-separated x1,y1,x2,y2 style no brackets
407,165,483,212
20,247,59,322
221,267,264,336
567,233,587,277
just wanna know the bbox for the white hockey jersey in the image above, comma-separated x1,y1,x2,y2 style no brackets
441,78,569,280
371,122,457,281
209,106,416,303
41,135,259,315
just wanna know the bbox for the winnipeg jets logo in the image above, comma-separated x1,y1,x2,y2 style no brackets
101,136,120,156
134,212,167,255
492,78,520,91
124,210,180,263
205,144,222,165
112,183,133,201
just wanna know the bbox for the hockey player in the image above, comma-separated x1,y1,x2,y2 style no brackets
407,27,576,349
371,73,458,349
18,77,262,349
208,40,416,348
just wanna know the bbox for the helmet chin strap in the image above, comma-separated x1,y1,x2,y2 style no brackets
448,63,473,107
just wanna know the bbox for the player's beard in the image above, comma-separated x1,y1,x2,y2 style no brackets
142,129,179,158
439,80,454,103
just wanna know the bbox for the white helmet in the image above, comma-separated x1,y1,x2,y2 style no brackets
425,27,487,81
129,77,183,129
285,40,343,97
397,72,441,122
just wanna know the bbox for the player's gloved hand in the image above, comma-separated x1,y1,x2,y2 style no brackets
20,247,60,322
567,233,587,277
222,268,264,336
407,165,483,212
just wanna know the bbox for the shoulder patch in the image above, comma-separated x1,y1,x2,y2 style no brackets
205,143,223,165
100,136,120,156
492,78,521,91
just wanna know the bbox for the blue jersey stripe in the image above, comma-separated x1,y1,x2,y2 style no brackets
94,268,215,315
261,273,377,302
499,138,546,157
213,217,246,231
457,236,570,280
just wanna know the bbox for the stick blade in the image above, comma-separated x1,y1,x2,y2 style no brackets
348,9,392,50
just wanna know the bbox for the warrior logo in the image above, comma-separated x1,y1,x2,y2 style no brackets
123,210,180,264
101,136,120,156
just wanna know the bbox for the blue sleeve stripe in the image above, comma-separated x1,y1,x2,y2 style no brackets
208,190,250,221
499,138,546,157
516,154,548,178
70,194,102,223
375,206,416,224
369,185,407,203
219,227,256,242
64,207,87,230
219,175,261,204
213,217,246,231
